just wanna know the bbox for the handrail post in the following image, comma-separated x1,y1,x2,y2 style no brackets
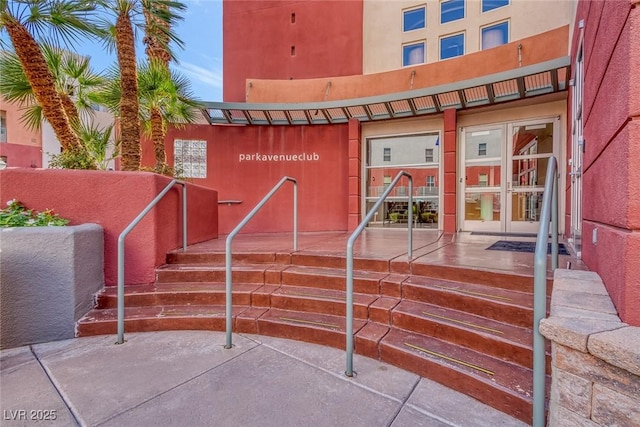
183,184,188,251
117,179,186,344
533,156,558,427
346,171,412,377
225,177,298,349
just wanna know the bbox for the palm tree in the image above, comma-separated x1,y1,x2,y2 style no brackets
0,0,100,154
0,45,106,133
98,0,185,171
142,0,186,171
98,59,200,174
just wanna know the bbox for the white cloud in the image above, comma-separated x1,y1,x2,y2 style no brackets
176,61,223,90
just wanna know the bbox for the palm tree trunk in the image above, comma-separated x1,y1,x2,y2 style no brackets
115,7,141,171
151,107,166,170
2,17,80,151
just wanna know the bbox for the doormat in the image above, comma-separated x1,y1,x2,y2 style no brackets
486,240,570,255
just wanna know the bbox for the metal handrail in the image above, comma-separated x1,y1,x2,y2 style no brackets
345,171,413,377
117,179,187,344
532,156,559,427
225,176,298,348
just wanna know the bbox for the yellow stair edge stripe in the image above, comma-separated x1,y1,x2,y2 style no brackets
422,311,504,335
404,342,495,376
279,316,340,329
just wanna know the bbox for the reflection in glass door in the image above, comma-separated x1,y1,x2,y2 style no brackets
462,127,504,232
365,133,441,229
460,118,558,233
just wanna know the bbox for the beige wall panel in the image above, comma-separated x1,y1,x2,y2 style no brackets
364,0,575,74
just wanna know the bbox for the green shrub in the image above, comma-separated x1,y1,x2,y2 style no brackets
0,200,70,227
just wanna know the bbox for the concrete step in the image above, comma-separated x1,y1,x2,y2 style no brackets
401,275,536,328
391,299,536,368
281,265,387,294
379,328,534,424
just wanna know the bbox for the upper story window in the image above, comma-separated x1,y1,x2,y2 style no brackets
383,147,391,162
425,148,434,162
440,0,464,24
482,0,509,13
440,33,464,59
481,21,508,50
478,143,487,156
174,139,207,178
403,41,425,66
0,111,6,143
403,6,426,32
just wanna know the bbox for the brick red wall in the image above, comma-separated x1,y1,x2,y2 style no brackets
223,0,363,101
571,0,640,325
0,169,218,286
163,123,350,234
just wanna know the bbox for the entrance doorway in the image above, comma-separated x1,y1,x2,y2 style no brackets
460,118,559,233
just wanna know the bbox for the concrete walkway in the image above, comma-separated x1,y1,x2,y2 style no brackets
1,331,527,427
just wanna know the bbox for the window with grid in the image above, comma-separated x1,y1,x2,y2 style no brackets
425,148,434,162
383,147,391,162
478,143,487,156
426,175,436,188
174,139,207,178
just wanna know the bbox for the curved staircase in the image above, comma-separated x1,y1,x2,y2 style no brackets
77,244,551,424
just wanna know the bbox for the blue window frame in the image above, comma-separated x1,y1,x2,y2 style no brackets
440,33,464,59
482,0,509,13
403,7,426,32
441,0,464,24
403,42,425,66
481,21,508,49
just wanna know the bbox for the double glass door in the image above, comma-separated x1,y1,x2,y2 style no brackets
460,118,558,233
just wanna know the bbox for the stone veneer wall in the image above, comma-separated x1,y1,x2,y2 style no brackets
540,269,640,426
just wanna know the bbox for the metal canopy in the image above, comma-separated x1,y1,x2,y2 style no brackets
201,57,570,126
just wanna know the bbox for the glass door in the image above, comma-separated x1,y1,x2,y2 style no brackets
460,118,559,233
461,127,504,232
506,119,557,233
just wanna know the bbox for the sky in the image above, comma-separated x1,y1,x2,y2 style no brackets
2,0,224,102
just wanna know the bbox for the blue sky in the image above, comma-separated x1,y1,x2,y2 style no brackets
2,0,224,102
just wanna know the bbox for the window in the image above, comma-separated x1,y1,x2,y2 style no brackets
403,42,425,66
478,143,487,156
482,21,508,49
426,175,436,188
482,0,509,13
440,33,464,59
403,7,426,32
0,111,6,143
478,174,488,187
441,0,464,24
174,139,207,178
383,147,391,162
425,148,434,162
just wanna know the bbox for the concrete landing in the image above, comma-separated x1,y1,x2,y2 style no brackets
0,331,527,427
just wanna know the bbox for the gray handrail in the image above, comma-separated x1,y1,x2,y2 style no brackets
117,179,187,344
225,176,298,348
532,156,559,427
345,171,413,376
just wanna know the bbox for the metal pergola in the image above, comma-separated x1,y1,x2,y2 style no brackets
200,57,570,126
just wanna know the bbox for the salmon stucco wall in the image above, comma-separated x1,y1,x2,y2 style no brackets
573,0,640,326
0,169,218,286
164,123,350,235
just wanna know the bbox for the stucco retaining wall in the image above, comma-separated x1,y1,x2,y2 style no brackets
0,224,104,349
540,269,640,426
